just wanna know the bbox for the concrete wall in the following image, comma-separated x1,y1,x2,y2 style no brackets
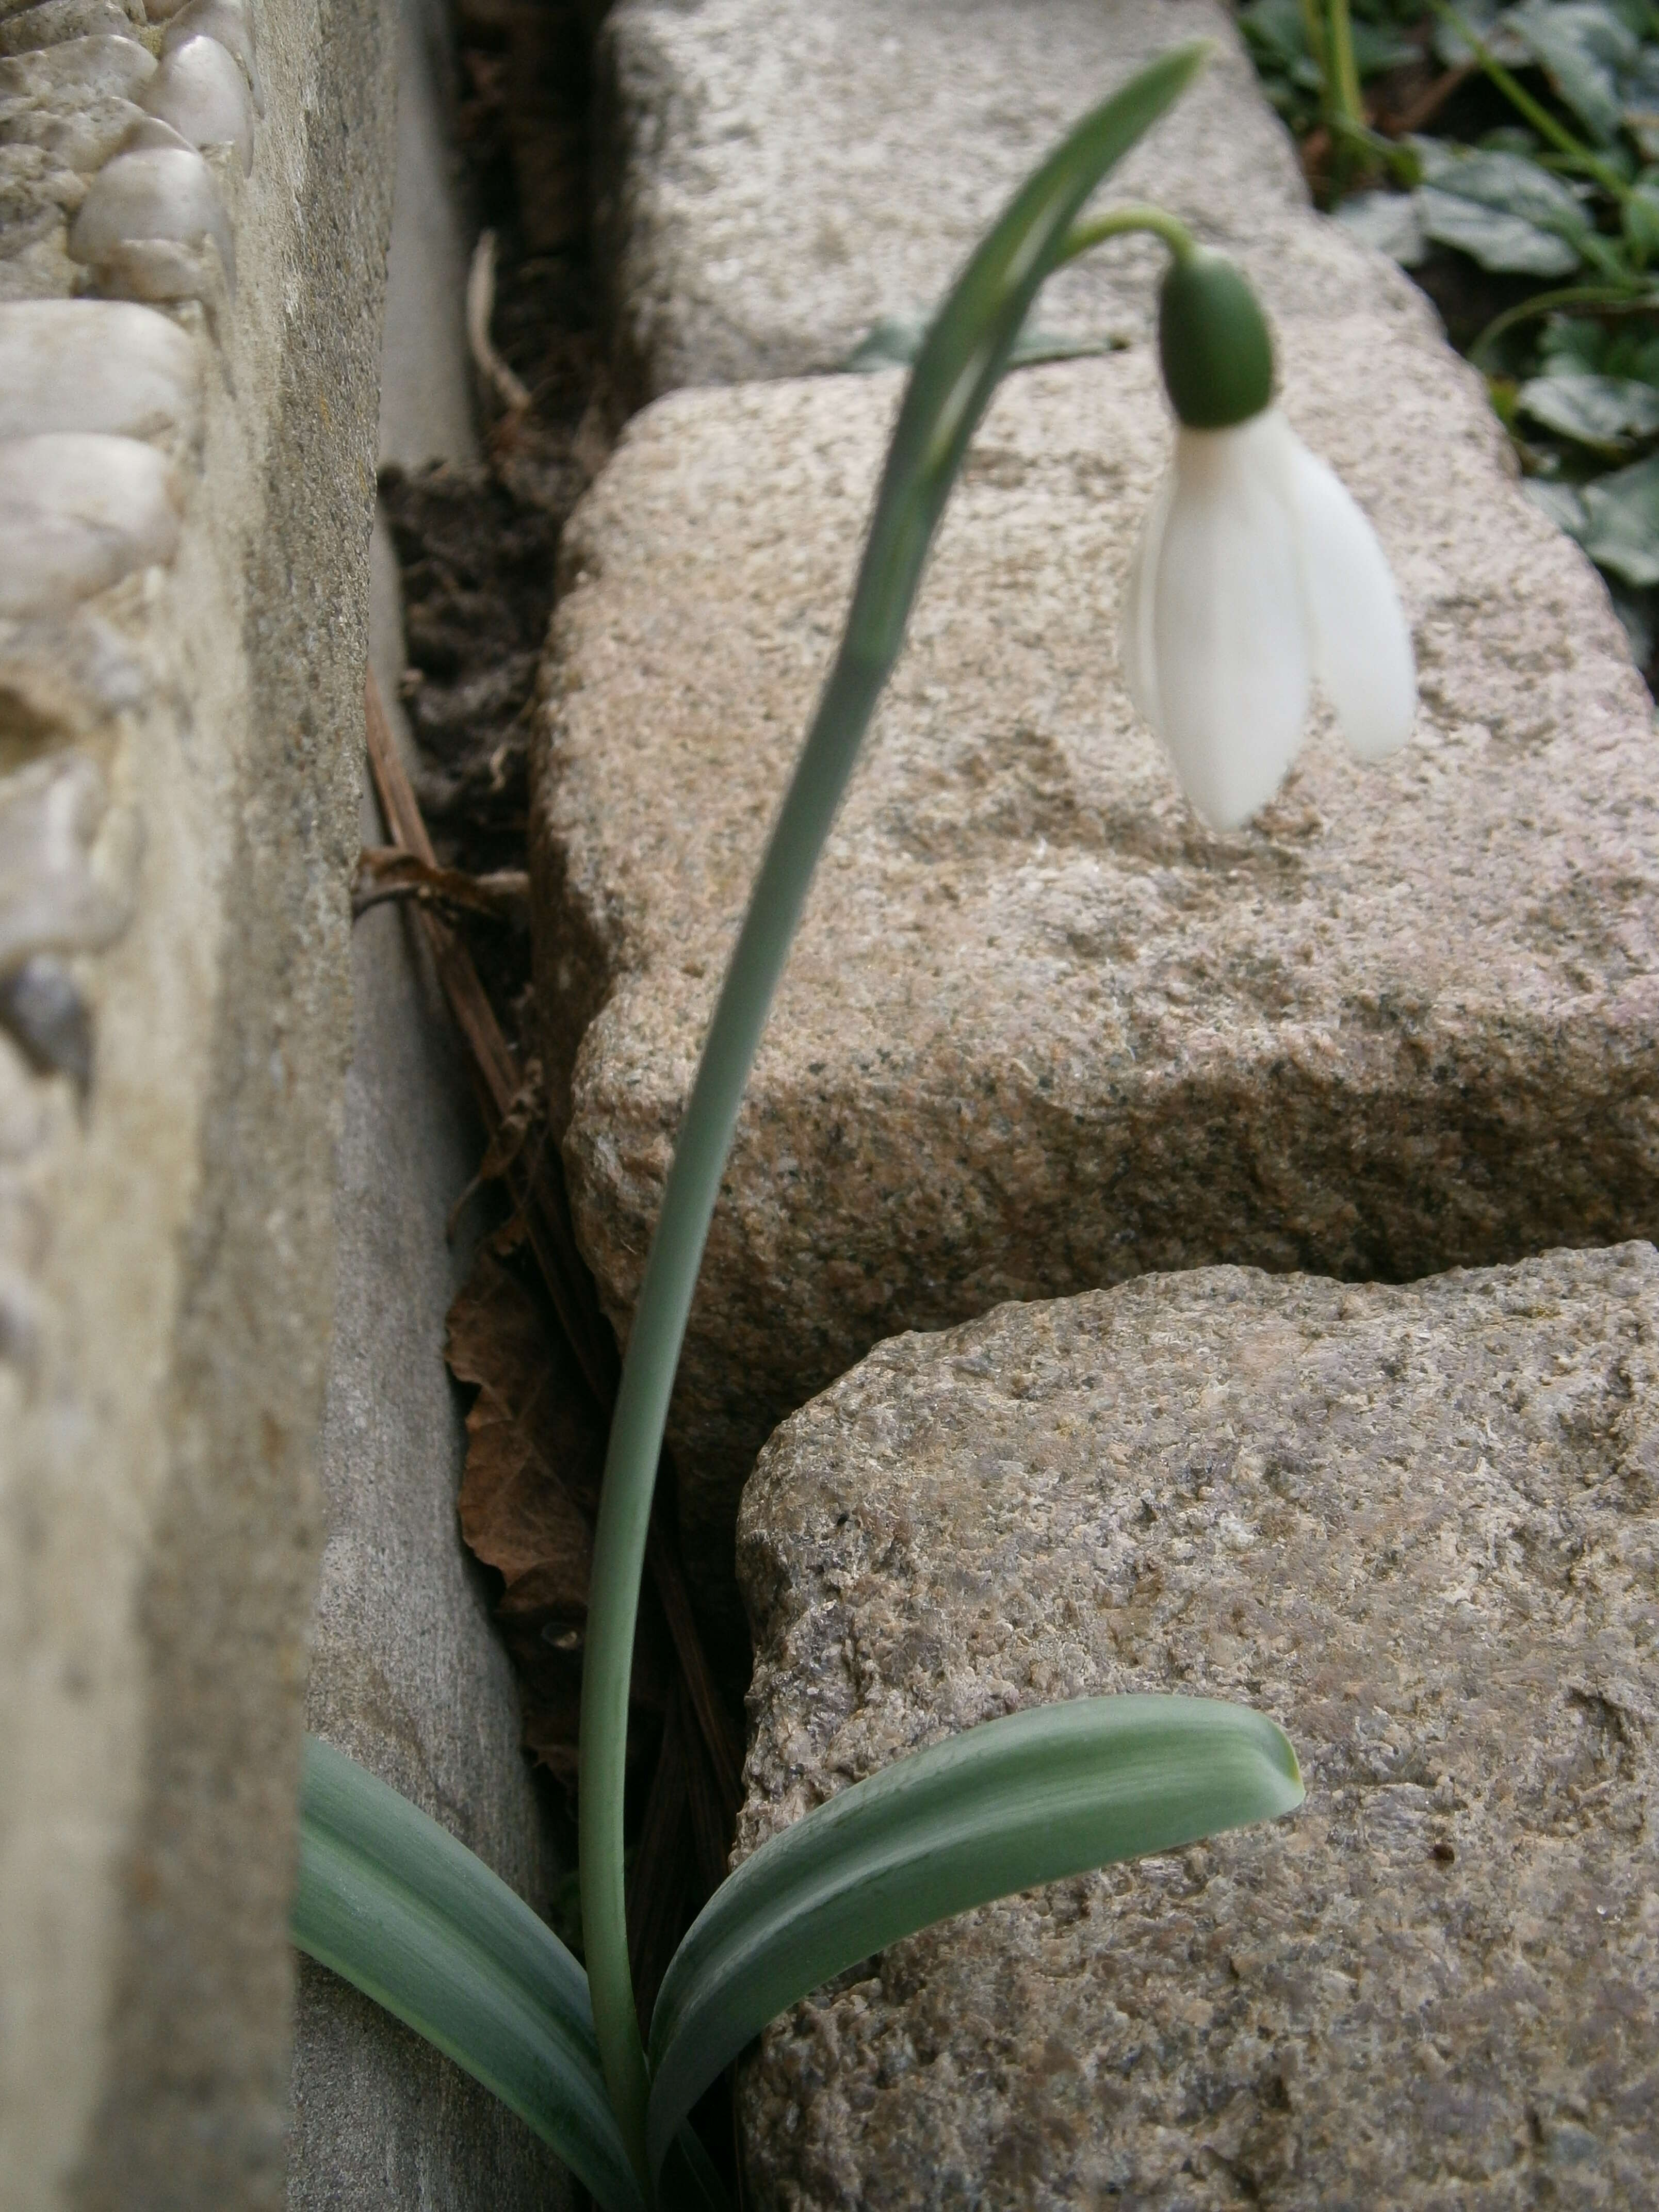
0,0,398,2205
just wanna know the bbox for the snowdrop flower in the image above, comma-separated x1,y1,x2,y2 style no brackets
1121,248,1414,831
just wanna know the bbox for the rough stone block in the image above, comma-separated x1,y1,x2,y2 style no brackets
534,302,1659,1649
734,1245,1659,2208
596,0,1378,397
0,0,397,2202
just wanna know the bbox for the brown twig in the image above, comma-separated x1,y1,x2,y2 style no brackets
354,844,530,924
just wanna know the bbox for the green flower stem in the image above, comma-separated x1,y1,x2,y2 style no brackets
575,41,1213,2196
1055,203,1198,268
1325,0,1367,139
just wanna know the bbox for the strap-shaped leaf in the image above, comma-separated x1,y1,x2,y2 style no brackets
292,1735,647,2212
646,1694,1302,2176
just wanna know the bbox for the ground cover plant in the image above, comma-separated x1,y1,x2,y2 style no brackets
285,45,1407,2206
1240,0,1659,673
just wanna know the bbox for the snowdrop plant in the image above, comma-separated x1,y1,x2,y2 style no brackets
286,41,1423,2209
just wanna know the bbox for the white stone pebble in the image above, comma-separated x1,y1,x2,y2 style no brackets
0,298,200,443
140,33,252,173
0,33,154,104
0,751,127,971
160,0,260,116
0,431,181,615
68,141,234,294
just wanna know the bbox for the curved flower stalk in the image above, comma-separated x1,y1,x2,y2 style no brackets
1119,243,1416,830
291,45,1335,2212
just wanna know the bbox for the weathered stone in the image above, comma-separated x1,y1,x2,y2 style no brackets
597,0,1380,398
0,0,140,62
535,300,1659,1652
734,1245,1659,2208
0,0,398,2203
0,36,155,106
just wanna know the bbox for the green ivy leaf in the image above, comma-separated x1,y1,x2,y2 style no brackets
1623,178,1659,259
1338,189,1430,266
1518,368,1659,442
1503,0,1639,144
1417,184,1586,271
1540,312,1612,371
1525,475,1593,539
1434,0,1532,68
1580,447,1659,578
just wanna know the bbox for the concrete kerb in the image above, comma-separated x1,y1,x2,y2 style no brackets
0,0,396,2204
286,0,575,2200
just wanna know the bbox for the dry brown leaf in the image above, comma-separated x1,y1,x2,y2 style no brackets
448,1243,672,1787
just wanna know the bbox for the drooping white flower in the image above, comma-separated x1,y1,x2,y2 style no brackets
1121,248,1415,832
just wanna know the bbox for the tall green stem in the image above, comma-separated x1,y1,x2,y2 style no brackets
1325,0,1367,137
575,41,1213,2196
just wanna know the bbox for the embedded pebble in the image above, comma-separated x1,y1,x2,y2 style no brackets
0,138,83,220
0,432,182,615
0,0,141,59
161,0,260,115
0,92,148,172
0,1030,48,1157
0,611,148,749
0,34,155,103
0,299,201,442
0,751,128,971
0,953,91,1092
0,224,74,299
140,34,251,172
68,142,235,295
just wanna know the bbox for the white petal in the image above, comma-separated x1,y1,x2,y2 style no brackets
1147,416,1311,831
1120,462,1173,731
1281,428,1415,761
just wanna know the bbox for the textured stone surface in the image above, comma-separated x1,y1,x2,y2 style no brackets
598,0,1384,398
0,0,397,2202
734,1246,1659,2209
288,3,572,2198
534,300,1659,1652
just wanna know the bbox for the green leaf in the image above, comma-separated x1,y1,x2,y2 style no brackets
1524,474,1592,538
1518,367,1659,442
1503,0,1638,143
1417,183,1585,270
1540,310,1612,370
842,313,1109,376
292,1737,653,2212
1580,446,1659,576
1434,0,1532,68
1338,189,1430,266
645,1695,1303,2182
1408,141,1597,274
1624,179,1659,261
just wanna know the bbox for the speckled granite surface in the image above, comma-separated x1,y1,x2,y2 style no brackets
533,302,1659,1652
733,1246,1659,2208
595,0,1372,397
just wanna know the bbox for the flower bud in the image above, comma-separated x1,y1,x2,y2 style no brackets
1157,250,1274,430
